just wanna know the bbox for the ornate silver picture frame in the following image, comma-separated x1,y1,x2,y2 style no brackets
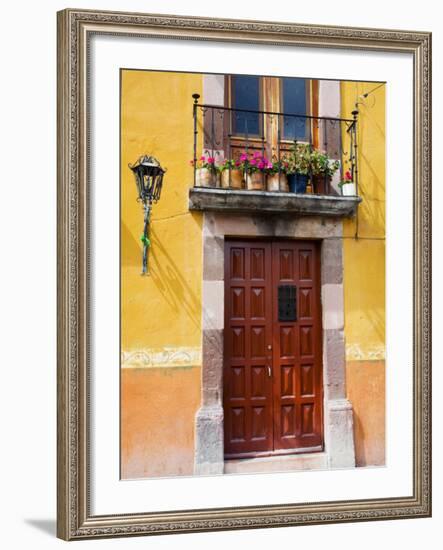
57,8,431,540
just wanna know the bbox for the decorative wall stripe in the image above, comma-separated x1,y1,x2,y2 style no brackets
122,347,202,369
346,344,385,361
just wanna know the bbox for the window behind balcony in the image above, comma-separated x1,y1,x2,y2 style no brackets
281,78,309,141
227,75,316,161
231,75,262,137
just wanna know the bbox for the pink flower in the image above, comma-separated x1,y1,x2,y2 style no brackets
267,162,273,169
250,158,257,165
345,170,352,180
200,155,206,161
240,153,248,162
253,151,261,158
207,157,215,164
258,161,265,170
235,160,241,167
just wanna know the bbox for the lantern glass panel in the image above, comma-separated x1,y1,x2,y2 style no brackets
129,156,165,202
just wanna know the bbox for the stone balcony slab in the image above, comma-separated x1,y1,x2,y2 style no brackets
189,187,361,217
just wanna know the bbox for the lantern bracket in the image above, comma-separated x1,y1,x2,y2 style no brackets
128,155,166,275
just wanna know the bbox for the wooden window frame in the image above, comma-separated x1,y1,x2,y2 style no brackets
278,78,318,145
225,75,319,160
225,74,266,147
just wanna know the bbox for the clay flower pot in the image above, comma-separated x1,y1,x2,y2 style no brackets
267,173,288,192
195,168,220,188
246,171,265,191
311,174,330,195
221,169,244,189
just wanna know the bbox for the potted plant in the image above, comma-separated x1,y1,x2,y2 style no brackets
266,159,289,192
220,158,244,189
190,154,220,187
338,170,357,196
239,151,267,191
310,149,340,195
284,142,311,193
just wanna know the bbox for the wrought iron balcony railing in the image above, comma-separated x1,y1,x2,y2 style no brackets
191,93,359,199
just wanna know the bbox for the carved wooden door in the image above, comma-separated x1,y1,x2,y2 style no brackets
224,239,323,459
223,241,274,456
271,241,323,452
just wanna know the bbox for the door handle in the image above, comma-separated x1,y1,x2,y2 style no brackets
267,366,272,378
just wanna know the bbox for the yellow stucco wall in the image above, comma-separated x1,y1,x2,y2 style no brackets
341,81,386,466
121,70,203,479
121,69,203,351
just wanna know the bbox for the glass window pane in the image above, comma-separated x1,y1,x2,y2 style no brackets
282,78,308,140
232,75,260,136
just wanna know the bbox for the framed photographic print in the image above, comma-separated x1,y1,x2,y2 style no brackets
57,8,431,540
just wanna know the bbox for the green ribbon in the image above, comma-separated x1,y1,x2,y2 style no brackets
140,235,151,247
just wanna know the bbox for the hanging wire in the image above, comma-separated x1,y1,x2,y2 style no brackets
360,82,385,99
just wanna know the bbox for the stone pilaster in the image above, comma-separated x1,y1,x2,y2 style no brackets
194,217,226,474
194,329,225,475
325,399,356,468
320,238,356,467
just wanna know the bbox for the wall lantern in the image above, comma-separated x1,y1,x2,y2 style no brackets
128,155,166,275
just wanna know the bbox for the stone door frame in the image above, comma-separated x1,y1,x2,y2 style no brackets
194,212,355,475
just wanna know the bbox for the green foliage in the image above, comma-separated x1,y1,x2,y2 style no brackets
267,158,289,175
310,149,340,177
218,159,238,172
282,141,340,177
283,142,311,175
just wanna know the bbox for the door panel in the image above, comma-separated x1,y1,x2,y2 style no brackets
224,239,323,459
224,241,274,456
272,241,323,451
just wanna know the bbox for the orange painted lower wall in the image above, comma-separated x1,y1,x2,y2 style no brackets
346,360,385,467
121,361,384,476
121,366,201,479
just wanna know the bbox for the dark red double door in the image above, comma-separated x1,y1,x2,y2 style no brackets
224,239,323,459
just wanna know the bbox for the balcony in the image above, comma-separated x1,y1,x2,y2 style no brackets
189,187,360,217
188,96,362,218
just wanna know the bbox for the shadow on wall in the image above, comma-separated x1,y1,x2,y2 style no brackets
356,100,386,237
367,306,385,347
121,215,201,330
352,412,367,466
353,305,385,349
148,219,201,331
359,153,385,236
121,221,140,266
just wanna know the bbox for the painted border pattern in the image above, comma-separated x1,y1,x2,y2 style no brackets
57,8,431,540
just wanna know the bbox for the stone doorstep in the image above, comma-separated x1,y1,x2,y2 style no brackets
224,452,328,475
